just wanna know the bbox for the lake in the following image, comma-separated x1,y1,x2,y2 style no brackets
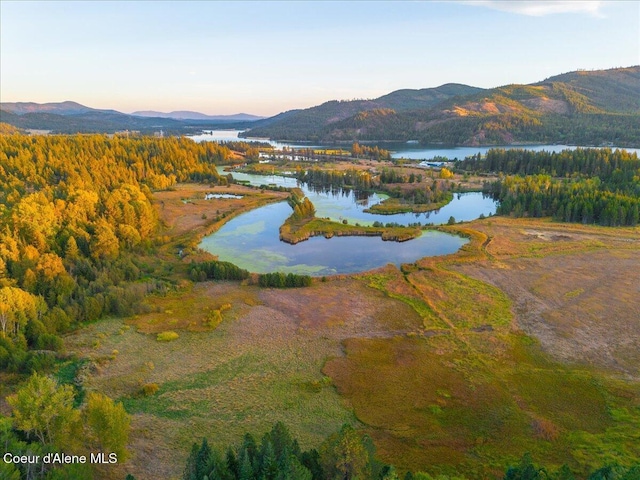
188,130,640,160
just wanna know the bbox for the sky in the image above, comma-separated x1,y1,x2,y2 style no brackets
1,1,639,117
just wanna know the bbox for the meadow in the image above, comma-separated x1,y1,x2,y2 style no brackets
63,190,640,479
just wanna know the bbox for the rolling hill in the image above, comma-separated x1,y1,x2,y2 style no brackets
2,67,638,146
243,66,640,146
0,102,262,134
242,83,484,141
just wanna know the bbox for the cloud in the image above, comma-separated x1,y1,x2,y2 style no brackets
461,1,604,17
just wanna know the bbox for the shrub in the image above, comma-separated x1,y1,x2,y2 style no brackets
204,309,223,329
156,331,179,342
141,383,159,396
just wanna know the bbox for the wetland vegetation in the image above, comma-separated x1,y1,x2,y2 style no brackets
1,131,639,480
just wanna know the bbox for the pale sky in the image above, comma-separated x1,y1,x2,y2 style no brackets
1,1,639,116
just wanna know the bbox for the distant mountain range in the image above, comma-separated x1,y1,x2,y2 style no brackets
1,101,120,116
131,110,264,121
2,66,639,146
242,66,640,147
0,102,262,134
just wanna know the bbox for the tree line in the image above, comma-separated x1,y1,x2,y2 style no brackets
189,261,250,283
457,148,640,183
258,272,312,288
180,422,398,480
173,423,640,480
298,166,454,209
188,261,312,288
299,168,373,192
351,143,392,161
457,148,640,226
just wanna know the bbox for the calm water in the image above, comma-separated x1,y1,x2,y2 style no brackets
220,168,497,226
189,130,640,160
199,168,494,275
193,130,636,275
199,202,468,276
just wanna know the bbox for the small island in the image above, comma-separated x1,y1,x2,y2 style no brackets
278,191,422,244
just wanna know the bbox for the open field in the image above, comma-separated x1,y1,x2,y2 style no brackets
323,218,640,477
64,186,640,479
65,278,423,479
454,217,640,378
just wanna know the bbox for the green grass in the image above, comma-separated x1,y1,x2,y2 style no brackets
63,216,640,479
365,193,453,215
362,271,445,329
54,358,88,407
280,217,421,244
67,311,357,476
325,330,640,477
323,232,640,477
408,269,512,330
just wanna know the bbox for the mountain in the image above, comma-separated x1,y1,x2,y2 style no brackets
3,67,638,145
536,67,640,113
243,84,484,141
0,101,120,116
243,66,640,146
132,110,264,121
0,102,262,134
374,83,485,111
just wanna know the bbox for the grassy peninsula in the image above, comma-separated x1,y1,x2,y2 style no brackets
279,191,422,244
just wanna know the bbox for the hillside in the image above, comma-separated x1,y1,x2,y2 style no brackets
538,66,640,113
243,84,484,141
0,100,111,115
243,66,640,146
0,101,262,134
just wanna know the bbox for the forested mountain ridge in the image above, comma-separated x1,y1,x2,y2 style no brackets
2,67,638,144
242,84,484,141
537,66,640,113
243,66,640,146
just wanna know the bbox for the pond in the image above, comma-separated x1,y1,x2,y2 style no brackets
199,169,496,275
199,202,469,276
193,131,636,275
217,168,497,226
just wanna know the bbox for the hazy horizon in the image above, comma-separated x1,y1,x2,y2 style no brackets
1,1,639,116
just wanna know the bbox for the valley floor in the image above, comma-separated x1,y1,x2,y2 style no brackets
64,191,640,479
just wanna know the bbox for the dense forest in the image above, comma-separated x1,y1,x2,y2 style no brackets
456,148,640,226
0,133,229,372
